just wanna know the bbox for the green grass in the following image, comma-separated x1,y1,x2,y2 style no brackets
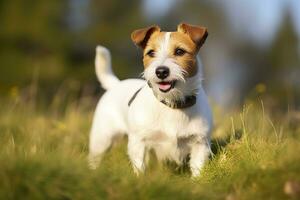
0,93,300,200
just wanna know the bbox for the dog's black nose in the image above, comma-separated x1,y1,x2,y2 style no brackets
155,66,169,79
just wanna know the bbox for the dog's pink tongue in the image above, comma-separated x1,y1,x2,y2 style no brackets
158,82,171,91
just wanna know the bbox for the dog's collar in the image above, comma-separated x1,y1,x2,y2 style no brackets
147,81,196,109
160,95,197,109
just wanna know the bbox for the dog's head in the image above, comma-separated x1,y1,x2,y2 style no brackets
131,23,208,104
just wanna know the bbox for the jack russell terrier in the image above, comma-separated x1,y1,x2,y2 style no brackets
88,23,212,177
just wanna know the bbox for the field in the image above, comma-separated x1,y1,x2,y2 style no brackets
0,89,300,200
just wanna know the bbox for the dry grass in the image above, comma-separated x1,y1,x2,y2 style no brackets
0,90,300,200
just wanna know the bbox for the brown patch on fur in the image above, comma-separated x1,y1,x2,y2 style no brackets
177,23,208,49
143,32,199,77
143,31,166,68
131,25,160,48
168,32,199,76
133,23,208,77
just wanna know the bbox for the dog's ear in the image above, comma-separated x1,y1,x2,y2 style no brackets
177,23,208,49
131,25,161,49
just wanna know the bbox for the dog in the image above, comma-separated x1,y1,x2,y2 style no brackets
88,23,212,177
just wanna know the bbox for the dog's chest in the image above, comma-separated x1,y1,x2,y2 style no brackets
127,86,210,143
128,99,204,140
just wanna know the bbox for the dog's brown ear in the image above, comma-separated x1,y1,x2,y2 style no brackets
131,25,160,48
178,23,208,48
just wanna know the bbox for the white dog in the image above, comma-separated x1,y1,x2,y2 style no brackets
89,23,212,177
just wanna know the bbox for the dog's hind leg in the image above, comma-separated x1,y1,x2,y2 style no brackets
88,121,118,169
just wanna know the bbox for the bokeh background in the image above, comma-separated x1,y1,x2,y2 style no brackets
1,0,299,111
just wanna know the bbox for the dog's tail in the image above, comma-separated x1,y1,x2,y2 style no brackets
95,45,120,90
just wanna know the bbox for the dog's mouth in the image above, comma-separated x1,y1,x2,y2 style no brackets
157,81,176,93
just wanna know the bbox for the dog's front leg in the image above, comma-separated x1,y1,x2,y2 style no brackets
190,138,211,177
128,134,145,176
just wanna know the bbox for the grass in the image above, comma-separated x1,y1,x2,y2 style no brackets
0,91,300,200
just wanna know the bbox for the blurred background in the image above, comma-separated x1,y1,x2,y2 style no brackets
0,0,299,111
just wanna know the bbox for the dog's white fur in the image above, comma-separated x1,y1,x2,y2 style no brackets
89,32,212,177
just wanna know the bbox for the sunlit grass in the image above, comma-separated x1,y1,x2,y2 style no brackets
0,92,299,200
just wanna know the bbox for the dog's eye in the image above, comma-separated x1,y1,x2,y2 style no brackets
174,48,186,56
146,49,155,57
